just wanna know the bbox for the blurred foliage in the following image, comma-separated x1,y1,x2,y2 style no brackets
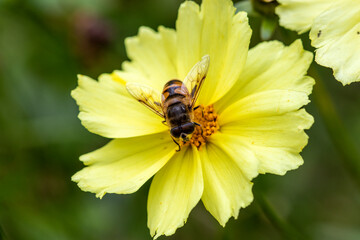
0,0,359,239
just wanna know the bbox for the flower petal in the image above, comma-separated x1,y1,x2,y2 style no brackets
176,0,251,105
276,0,337,34
309,1,360,85
216,40,314,112
147,146,203,239
71,74,167,138
115,26,178,92
219,89,310,125
72,131,176,198
200,143,253,226
198,0,251,105
176,1,202,80
208,133,259,181
220,109,313,175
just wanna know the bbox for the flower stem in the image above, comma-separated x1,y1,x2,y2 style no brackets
310,67,360,188
255,192,310,240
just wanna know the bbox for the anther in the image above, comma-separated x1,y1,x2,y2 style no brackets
185,104,220,150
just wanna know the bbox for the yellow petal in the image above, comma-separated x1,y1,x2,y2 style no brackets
176,0,251,105
276,0,337,34
310,1,360,85
116,26,178,92
200,143,253,226
220,109,313,175
218,80,313,175
148,146,203,239
250,145,304,175
175,1,202,80
198,0,251,105
71,74,167,138
209,133,259,181
219,89,310,125
216,40,314,112
72,132,176,198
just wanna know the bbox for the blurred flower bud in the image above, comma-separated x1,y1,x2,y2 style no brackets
71,13,113,65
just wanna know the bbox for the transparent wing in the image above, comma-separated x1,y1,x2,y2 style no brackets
183,55,210,108
126,82,164,118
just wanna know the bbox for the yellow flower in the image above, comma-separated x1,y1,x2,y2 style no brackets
276,0,360,85
72,0,314,238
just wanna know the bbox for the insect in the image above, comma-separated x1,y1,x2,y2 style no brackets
126,55,210,151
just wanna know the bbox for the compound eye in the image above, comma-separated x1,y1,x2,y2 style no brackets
170,127,181,138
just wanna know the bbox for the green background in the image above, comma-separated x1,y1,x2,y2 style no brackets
1,0,359,239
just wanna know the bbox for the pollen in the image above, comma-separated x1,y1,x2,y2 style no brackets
188,105,220,150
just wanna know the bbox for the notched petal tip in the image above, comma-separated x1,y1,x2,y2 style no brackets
72,170,108,199
307,1,360,85
300,109,314,130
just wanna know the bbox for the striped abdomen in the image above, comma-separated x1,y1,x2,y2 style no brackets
161,79,188,105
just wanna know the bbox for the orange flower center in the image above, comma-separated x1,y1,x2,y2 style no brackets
187,105,220,149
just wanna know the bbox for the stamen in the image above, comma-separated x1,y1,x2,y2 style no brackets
187,105,220,150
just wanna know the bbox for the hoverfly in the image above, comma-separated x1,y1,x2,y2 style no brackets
126,55,210,151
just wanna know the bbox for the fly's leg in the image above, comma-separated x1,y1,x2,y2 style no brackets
171,136,181,152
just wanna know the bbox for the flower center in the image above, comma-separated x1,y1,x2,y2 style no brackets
187,105,219,149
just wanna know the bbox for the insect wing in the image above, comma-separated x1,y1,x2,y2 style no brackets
126,82,164,118
183,55,210,108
